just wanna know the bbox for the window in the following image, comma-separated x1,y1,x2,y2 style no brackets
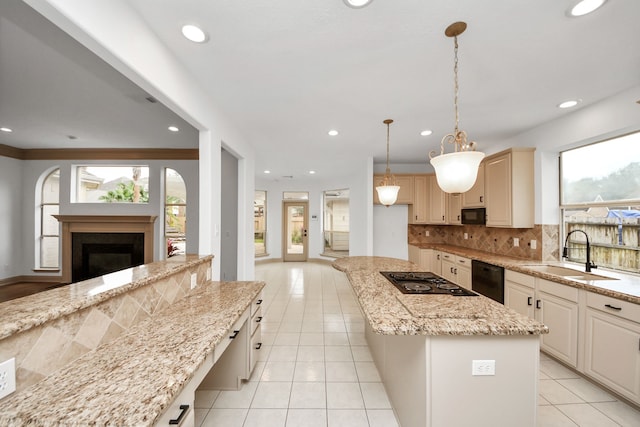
165,168,186,257
38,168,60,269
560,131,640,273
74,166,149,203
323,189,350,257
255,191,267,256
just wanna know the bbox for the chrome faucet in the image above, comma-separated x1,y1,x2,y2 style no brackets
562,229,597,272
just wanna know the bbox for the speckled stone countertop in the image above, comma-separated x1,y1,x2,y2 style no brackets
0,254,213,340
333,256,548,336
0,279,264,426
409,244,640,305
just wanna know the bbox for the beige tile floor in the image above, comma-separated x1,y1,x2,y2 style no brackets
194,261,640,427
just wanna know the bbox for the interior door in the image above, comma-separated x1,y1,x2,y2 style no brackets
283,201,308,261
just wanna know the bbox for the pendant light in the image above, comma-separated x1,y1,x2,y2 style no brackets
376,119,400,207
429,21,484,194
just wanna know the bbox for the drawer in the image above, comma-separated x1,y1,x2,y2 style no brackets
250,327,262,374
586,292,640,324
213,309,249,364
505,270,535,289
441,253,454,262
251,293,264,317
538,279,579,303
251,305,262,336
455,256,471,268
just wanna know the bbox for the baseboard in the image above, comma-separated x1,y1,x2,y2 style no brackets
255,258,283,264
0,275,64,286
254,257,334,266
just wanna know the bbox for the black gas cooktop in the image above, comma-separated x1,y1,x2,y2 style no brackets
380,271,477,296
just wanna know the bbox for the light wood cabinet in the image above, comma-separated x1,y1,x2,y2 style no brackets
373,174,414,205
485,148,534,228
428,175,447,224
408,175,429,223
462,163,485,207
440,252,470,286
408,245,434,271
431,251,442,275
448,193,462,225
504,271,579,367
584,292,640,404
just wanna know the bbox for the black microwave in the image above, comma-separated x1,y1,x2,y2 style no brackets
461,208,486,225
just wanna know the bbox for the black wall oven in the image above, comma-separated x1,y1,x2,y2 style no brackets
471,260,504,304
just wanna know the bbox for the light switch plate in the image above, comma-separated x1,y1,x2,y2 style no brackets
0,358,16,399
530,239,537,250
513,237,519,247
472,359,495,376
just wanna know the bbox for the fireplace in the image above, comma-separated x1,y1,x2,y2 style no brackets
72,233,145,282
55,215,157,283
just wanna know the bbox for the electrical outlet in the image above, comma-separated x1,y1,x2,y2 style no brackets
0,358,16,399
530,239,537,250
472,359,495,376
513,237,519,247
425,230,430,237
190,273,197,289
463,233,469,240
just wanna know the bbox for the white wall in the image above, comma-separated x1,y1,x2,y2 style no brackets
373,204,409,260
0,156,25,279
26,0,257,280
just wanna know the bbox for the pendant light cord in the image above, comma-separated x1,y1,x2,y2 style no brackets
386,121,391,173
453,35,460,135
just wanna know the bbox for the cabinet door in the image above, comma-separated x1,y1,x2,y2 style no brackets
584,308,640,404
408,245,420,265
373,175,414,205
410,175,429,223
441,258,457,283
419,249,433,272
431,251,442,275
456,266,471,288
537,291,579,367
485,153,512,227
428,176,447,224
448,193,462,225
504,281,535,319
462,163,485,208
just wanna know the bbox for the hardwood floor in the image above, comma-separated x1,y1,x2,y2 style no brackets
0,282,66,303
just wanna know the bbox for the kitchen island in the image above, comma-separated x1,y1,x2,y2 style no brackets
333,256,548,427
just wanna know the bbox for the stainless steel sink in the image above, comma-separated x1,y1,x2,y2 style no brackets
522,265,617,281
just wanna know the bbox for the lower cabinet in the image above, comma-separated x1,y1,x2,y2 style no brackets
504,271,579,368
440,252,471,287
584,292,640,404
407,246,434,272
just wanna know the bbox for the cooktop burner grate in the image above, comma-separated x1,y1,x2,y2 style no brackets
380,271,477,296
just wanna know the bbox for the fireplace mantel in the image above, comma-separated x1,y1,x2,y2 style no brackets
55,215,157,283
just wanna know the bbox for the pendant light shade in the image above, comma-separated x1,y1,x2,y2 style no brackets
429,22,484,194
376,119,400,206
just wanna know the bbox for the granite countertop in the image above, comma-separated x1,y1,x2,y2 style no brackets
0,279,264,426
333,256,548,336
409,244,640,305
0,254,213,340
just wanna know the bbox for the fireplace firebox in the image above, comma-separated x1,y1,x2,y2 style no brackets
72,233,145,282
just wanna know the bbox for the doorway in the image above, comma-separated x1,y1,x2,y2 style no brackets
282,201,308,261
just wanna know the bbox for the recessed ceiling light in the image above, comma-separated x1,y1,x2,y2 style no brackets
343,0,373,8
328,130,339,136
420,130,433,136
309,170,316,174
0,127,12,133
558,99,581,109
568,0,607,17
264,170,271,174
168,126,180,132
181,24,208,43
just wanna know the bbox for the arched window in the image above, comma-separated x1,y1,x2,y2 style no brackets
165,168,186,257
38,168,60,268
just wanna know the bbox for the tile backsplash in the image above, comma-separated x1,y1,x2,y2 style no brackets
408,223,560,261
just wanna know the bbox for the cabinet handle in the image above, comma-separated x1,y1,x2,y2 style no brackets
255,342,263,350
454,268,458,275
256,316,263,323
442,215,445,221
527,297,533,306
536,300,541,309
604,304,622,311
169,404,190,425
437,254,440,260
416,215,418,220
480,196,483,203
229,330,240,339
457,215,460,220
450,267,454,274
256,299,263,305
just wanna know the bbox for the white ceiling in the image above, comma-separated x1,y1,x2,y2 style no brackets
2,1,640,181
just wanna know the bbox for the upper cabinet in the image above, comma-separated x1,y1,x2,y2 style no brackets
428,175,447,224
373,174,414,205
409,175,429,223
485,148,535,228
462,163,485,208
448,193,462,225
